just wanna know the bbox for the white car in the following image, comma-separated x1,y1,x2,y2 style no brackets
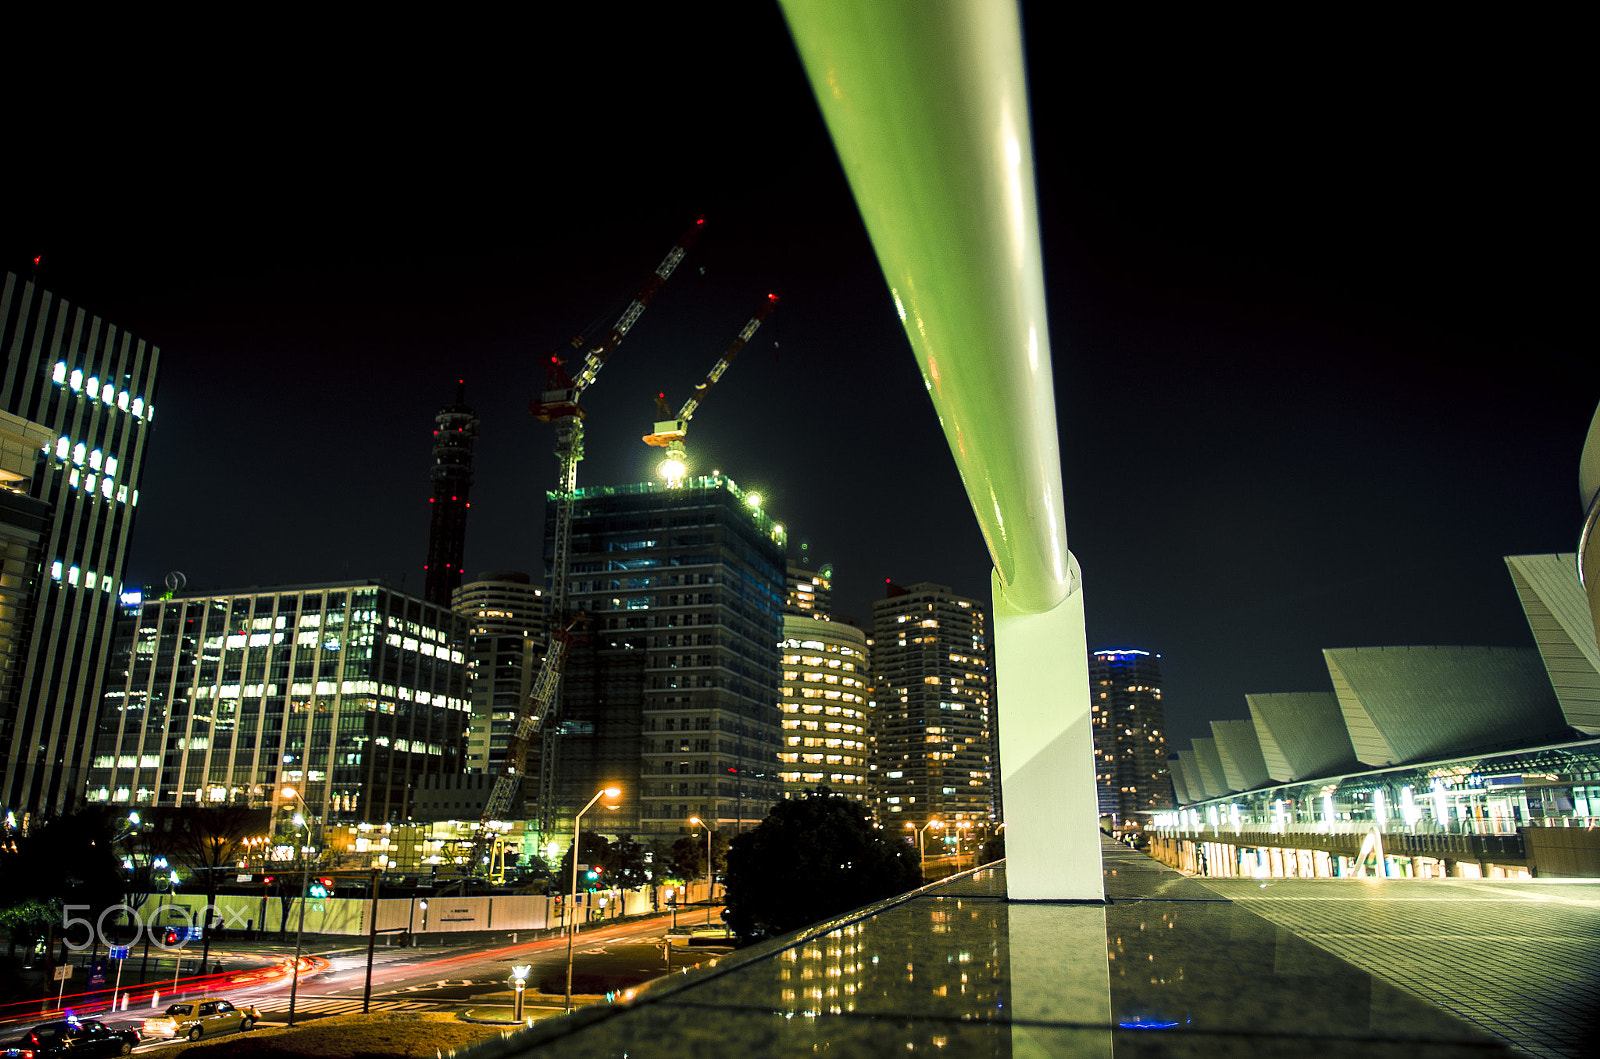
140,998,259,1042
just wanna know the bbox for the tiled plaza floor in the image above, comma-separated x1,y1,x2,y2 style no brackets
1197,872,1600,1059
463,842,1591,1057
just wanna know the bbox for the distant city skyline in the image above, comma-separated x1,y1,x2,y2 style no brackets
4,4,1589,752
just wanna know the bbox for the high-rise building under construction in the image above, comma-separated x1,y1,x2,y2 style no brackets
544,475,786,839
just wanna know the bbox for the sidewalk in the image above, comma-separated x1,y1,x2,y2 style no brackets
451,841,1597,1058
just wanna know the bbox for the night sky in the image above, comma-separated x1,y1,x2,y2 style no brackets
5,7,1591,750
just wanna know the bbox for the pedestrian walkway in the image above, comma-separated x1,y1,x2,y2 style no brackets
457,840,1598,1058
1196,873,1600,1059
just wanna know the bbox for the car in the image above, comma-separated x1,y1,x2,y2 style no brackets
2,1017,140,1058
139,997,260,1041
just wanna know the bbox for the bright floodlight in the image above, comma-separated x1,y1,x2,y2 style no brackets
292,812,305,827
746,492,762,509
603,787,622,798
658,454,686,482
281,787,297,799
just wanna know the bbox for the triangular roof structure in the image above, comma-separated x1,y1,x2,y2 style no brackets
1176,750,1204,804
1505,554,1600,735
1211,719,1270,791
1323,645,1565,767
1192,737,1232,797
1246,692,1357,782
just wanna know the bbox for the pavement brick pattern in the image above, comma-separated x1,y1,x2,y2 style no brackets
1198,876,1600,1059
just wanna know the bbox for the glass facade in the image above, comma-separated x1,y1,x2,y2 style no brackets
86,581,469,828
1152,738,1600,879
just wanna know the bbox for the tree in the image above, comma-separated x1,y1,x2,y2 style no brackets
0,810,126,966
605,835,652,890
667,831,728,882
557,832,613,892
723,789,922,944
144,806,271,963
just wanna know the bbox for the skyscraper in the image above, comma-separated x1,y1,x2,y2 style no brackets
785,561,833,619
423,382,478,608
870,581,994,830
1089,648,1173,830
778,614,871,801
1,272,160,817
87,581,470,825
453,571,546,778
545,476,786,839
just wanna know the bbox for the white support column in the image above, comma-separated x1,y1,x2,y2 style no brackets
994,557,1103,901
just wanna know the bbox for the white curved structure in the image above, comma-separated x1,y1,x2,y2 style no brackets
781,0,1099,900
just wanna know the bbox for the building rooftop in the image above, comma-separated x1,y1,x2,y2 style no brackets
466,841,1595,1058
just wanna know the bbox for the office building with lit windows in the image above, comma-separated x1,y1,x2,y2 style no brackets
453,572,546,777
85,581,470,828
778,614,871,800
548,476,786,839
870,581,993,828
1089,648,1173,829
1,273,160,817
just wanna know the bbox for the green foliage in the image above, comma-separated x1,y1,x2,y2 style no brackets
667,829,728,881
557,832,612,890
0,810,127,948
605,835,652,889
723,789,922,944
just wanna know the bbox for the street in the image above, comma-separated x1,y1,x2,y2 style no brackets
2,908,729,1047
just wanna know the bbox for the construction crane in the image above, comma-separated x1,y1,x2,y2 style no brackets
460,614,584,882
643,292,779,483
519,217,706,851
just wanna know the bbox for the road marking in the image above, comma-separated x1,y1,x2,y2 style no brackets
255,998,438,1016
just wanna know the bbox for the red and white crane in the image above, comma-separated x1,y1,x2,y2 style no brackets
643,291,779,483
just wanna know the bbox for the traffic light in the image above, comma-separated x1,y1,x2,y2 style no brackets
163,928,179,945
263,876,275,886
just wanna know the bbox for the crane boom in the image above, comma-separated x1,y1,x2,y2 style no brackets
531,218,706,424
526,218,705,850
643,293,779,448
463,616,582,878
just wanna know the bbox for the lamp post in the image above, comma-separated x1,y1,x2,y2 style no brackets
908,819,942,877
566,786,621,1013
280,788,313,1027
688,816,714,926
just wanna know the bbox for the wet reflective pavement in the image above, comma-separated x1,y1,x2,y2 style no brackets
469,841,1557,1057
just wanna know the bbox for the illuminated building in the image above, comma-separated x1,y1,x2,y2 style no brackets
785,561,833,619
453,572,546,777
870,581,993,829
1,272,160,817
1089,649,1173,830
778,615,871,800
422,382,478,608
85,581,469,827
546,476,786,837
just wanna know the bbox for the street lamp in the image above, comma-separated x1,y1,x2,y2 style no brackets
566,786,621,1013
281,788,313,1027
688,816,715,926
908,819,942,877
